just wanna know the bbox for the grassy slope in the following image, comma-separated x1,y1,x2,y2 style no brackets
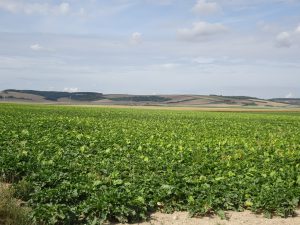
0,90,293,107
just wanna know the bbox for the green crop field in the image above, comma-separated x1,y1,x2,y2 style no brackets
0,103,300,224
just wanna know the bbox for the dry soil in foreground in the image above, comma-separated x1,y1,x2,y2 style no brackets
113,210,300,225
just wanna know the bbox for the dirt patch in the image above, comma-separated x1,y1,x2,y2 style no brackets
112,210,300,225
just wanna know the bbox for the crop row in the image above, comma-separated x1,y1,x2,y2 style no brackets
0,104,299,224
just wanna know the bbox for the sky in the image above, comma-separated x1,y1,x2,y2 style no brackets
0,0,300,98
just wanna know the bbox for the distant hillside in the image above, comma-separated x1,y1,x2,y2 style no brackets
270,98,300,105
107,96,172,102
209,95,258,100
3,89,104,101
0,89,299,108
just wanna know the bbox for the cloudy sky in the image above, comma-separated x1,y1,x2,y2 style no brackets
0,0,300,98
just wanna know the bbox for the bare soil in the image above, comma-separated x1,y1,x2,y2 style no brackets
113,210,300,225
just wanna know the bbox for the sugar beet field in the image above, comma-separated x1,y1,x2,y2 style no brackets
0,104,300,224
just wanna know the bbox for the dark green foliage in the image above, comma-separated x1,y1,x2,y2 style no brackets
222,96,258,100
209,95,259,100
4,89,104,101
0,104,299,224
108,96,171,102
209,99,238,105
270,98,300,105
243,102,257,106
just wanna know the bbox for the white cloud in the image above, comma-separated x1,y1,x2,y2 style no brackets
191,56,244,65
295,25,300,34
285,92,293,98
275,32,292,48
130,32,142,44
30,44,43,51
193,0,221,15
63,87,79,92
146,63,180,70
192,57,216,64
0,0,17,13
274,24,300,48
0,55,64,69
257,21,280,33
30,43,52,52
58,2,70,15
178,21,228,41
78,7,86,17
0,0,71,15
146,0,174,5
161,63,179,69
22,3,49,15
0,0,48,14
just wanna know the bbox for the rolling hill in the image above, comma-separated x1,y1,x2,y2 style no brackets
0,89,299,108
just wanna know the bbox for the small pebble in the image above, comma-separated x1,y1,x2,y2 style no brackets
173,215,179,220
